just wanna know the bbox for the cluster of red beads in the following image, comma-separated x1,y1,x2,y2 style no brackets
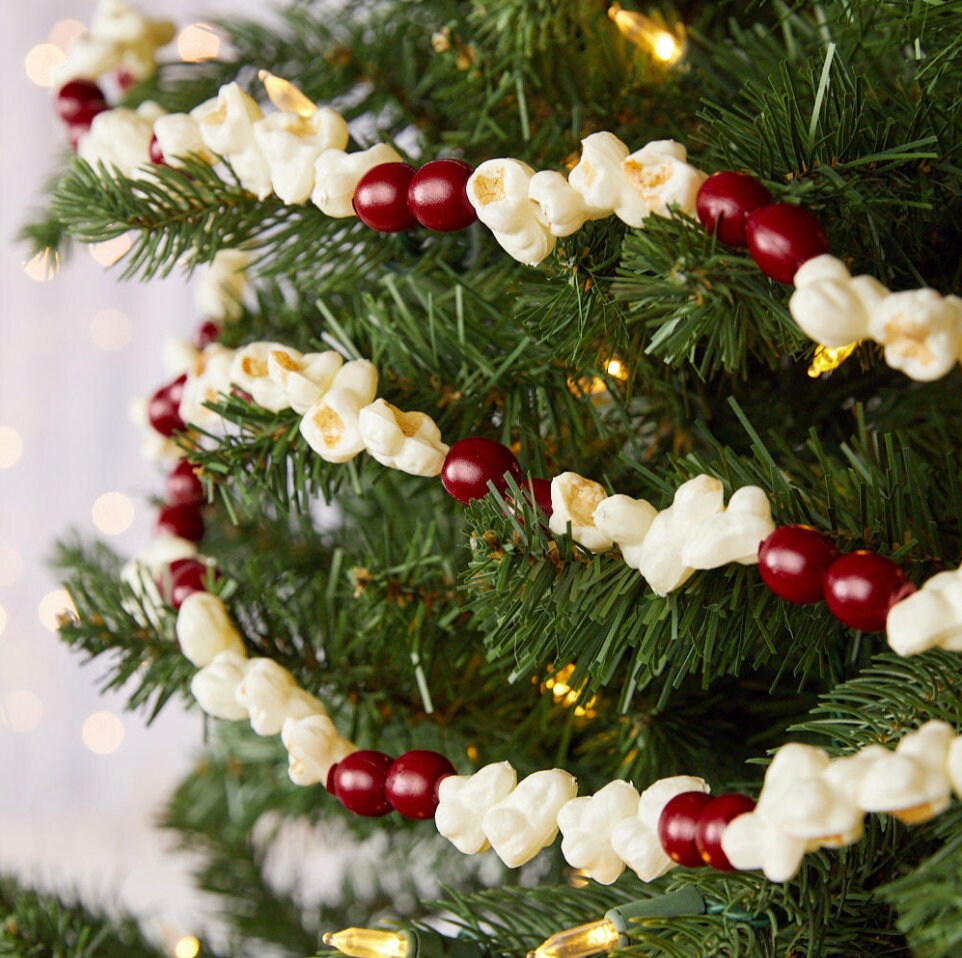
327,749,456,819
438,436,553,518
658,791,756,871
696,171,830,284
353,159,478,233
54,80,109,152
758,524,915,632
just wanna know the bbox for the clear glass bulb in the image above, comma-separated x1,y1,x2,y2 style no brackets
258,70,317,117
527,919,621,958
322,929,411,958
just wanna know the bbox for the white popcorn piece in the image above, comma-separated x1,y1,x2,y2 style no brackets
635,475,725,595
765,777,863,848
79,103,164,178
887,568,962,656
180,344,236,430
192,83,273,199
269,349,344,415
481,768,578,868
557,780,640,884
53,35,121,86
91,0,174,48
175,592,246,668
162,337,201,378
467,159,557,266
435,761,518,854
311,143,404,218
230,342,300,413
593,494,657,569
281,714,355,786
610,775,710,881
528,171,608,237
191,650,250,721
253,108,350,205
299,360,379,463
235,658,325,736
548,473,614,553
681,485,775,569
790,255,889,348
720,808,811,882
195,249,249,322
619,140,707,226
358,399,449,477
868,289,962,382
568,134,705,229
153,113,212,168
947,737,962,799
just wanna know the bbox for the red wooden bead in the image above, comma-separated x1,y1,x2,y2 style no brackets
195,321,222,348
147,374,187,438
408,160,478,232
331,750,395,817
758,524,838,605
54,80,108,126
353,163,418,232
158,558,210,609
148,134,166,166
694,793,756,871
658,791,713,867
156,503,205,543
823,551,909,632
166,461,205,507
440,438,522,504
696,172,773,247
385,750,456,819
745,204,830,284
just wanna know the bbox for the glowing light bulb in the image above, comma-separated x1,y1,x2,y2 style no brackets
528,919,621,958
604,357,628,381
608,4,685,66
807,342,858,377
322,929,410,958
542,665,598,718
174,936,201,958
258,70,317,118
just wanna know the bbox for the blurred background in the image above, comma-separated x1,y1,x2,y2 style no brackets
1,0,268,946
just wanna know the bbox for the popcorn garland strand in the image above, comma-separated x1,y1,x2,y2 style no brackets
161,585,962,887
135,330,962,658
53,53,962,384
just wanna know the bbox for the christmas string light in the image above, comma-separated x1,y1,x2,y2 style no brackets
607,3,685,65
807,342,858,378
258,70,317,118
323,928,486,958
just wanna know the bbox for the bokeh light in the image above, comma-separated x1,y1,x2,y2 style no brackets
81,711,125,754
89,235,133,268
23,250,59,282
91,492,135,536
177,24,221,62
175,936,201,958
38,588,76,631
24,43,67,87
49,19,87,52
1,691,44,733
0,603,7,637
0,426,24,469
90,308,133,351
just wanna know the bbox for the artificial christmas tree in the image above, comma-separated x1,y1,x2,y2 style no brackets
13,0,962,955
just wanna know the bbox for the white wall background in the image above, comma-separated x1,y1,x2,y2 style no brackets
0,1,274,947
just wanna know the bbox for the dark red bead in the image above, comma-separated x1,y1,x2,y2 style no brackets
66,122,92,152
385,750,456,819
195,321,222,348
156,503,205,543
696,172,773,248
758,524,838,605
440,437,522,504
331,750,395,817
408,159,477,232
157,558,210,609
823,551,909,632
511,477,553,519
148,134,166,166
55,80,108,126
147,374,187,438
115,68,136,92
694,793,756,871
658,791,713,867
745,203,830,284
166,461,205,507
353,163,418,232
